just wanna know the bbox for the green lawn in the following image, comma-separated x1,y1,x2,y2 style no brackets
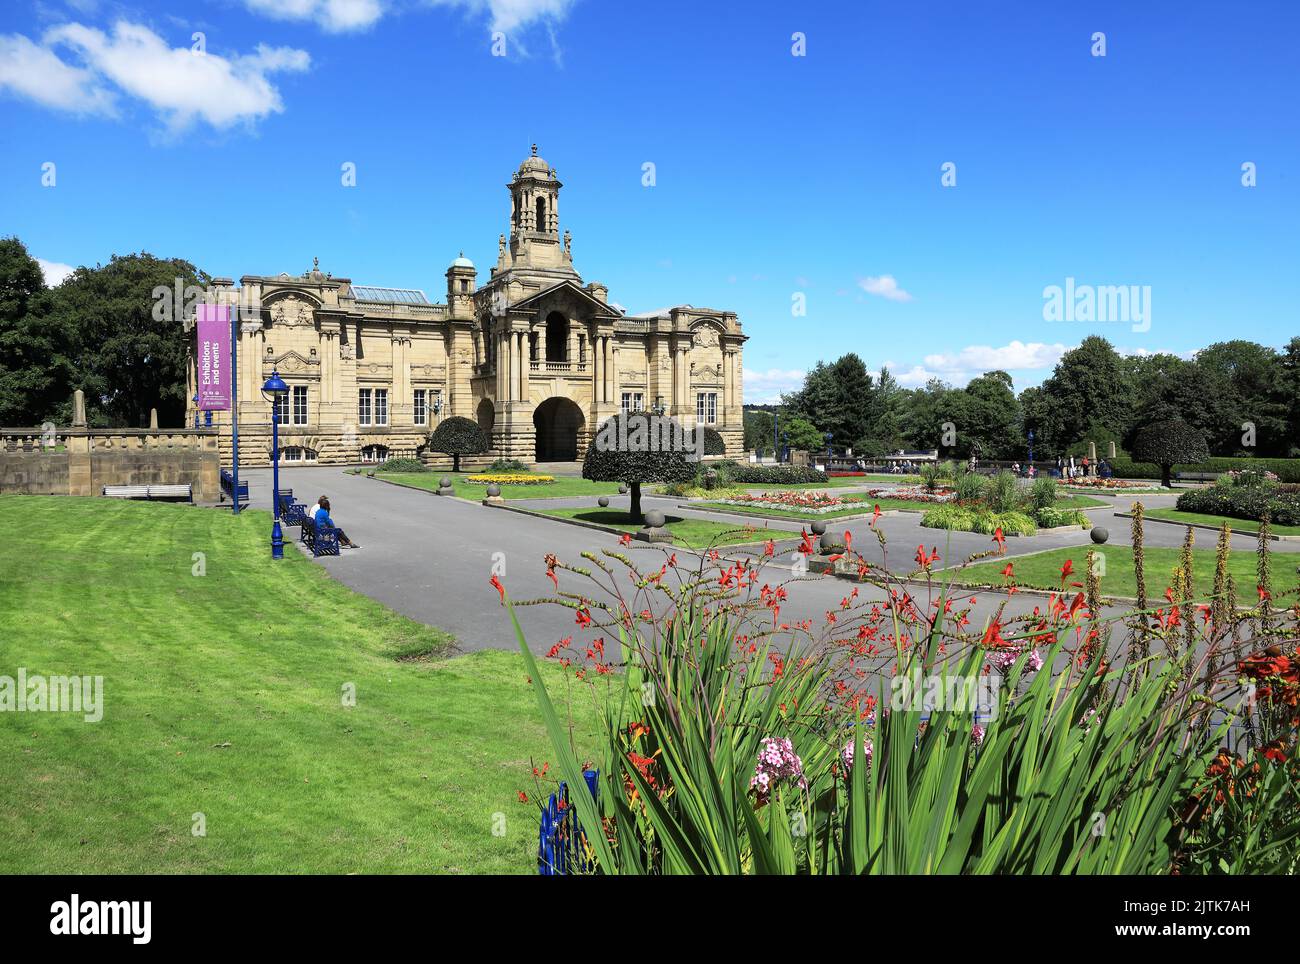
1144,507,1300,537
693,495,928,521
534,507,785,547
0,496,600,874
374,471,623,501
949,545,1300,599
1055,494,1108,510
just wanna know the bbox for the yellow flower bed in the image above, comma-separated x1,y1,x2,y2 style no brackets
464,474,555,485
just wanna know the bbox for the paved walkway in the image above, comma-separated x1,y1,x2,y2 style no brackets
236,466,1293,655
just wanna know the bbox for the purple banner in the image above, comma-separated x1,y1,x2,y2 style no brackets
196,303,231,411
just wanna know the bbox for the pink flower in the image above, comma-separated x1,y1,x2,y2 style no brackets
750,736,808,802
840,735,873,772
971,724,986,747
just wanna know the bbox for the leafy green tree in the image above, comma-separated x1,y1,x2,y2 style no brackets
782,416,825,452
1029,336,1132,456
584,412,697,521
426,415,488,471
45,252,209,426
962,370,1022,459
1130,419,1210,488
0,237,73,425
743,408,775,454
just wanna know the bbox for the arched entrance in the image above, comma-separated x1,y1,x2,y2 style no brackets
533,397,584,462
476,398,495,436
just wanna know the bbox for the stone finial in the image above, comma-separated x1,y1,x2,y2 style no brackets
1108,441,1117,458
531,143,538,156
149,408,159,430
72,389,86,427
1088,441,1097,461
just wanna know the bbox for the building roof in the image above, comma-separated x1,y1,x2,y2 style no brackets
350,285,431,304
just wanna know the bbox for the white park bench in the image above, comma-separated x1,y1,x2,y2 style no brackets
102,483,193,503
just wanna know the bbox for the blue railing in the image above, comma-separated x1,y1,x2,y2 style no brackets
538,769,599,876
220,468,249,505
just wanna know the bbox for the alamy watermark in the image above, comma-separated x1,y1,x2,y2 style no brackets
891,669,999,720
1043,277,1151,333
593,413,705,462
0,669,103,722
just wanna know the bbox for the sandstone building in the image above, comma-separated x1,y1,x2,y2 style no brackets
186,148,745,467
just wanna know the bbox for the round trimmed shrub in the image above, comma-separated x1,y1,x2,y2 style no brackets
426,416,489,472
1130,420,1209,488
702,427,727,457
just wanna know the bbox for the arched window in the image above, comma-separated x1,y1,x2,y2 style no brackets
545,311,568,362
281,446,318,463
361,444,389,464
535,195,546,232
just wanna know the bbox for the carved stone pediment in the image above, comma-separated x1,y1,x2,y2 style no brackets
265,350,319,375
269,295,314,328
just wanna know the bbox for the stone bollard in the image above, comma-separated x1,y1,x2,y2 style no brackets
436,476,455,496
482,482,504,505
636,508,672,543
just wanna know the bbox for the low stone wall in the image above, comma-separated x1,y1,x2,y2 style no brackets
1,428,220,502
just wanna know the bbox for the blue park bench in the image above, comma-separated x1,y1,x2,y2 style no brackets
538,769,600,876
275,488,310,527
299,516,339,557
219,469,249,506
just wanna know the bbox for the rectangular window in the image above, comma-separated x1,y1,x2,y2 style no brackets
292,385,308,426
621,392,632,414
635,392,644,412
374,389,388,426
274,392,289,425
697,392,717,424
358,388,372,426
413,389,427,426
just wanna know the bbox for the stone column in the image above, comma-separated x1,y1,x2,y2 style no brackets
594,335,604,402
536,324,546,363
517,331,527,401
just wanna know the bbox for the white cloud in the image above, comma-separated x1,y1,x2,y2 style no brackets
882,341,1070,389
1,22,311,131
743,367,806,405
243,0,385,33
857,274,913,302
21,22,313,132
37,258,76,286
0,32,116,115
427,0,579,33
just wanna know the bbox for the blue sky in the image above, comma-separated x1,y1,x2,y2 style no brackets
2,0,1297,402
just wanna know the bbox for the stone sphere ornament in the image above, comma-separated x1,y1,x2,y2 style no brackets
597,496,610,508
819,532,837,554
486,483,501,497
810,520,828,536
643,509,666,528
619,484,629,495
440,476,452,488
1090,526,1109,544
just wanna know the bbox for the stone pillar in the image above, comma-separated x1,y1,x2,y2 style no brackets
517,331,527,401
149,408,159,430
594,336,604,403
73,390,87,427
536,324,546,363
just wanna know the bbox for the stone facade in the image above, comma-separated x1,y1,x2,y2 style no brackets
1,428,220,501
185,148,745,468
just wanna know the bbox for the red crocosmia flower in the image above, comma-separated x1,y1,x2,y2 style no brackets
1258,584,1272,602
575,608,593,628
490,574,506,604
799,530,816,556
844,530,853,553
992,528,1005,552
764,539,775,557
871,504,882,527
1059,559,1074,584
619,532,633,547
517,791,528,803
546,569,559,591
981,619,1007,647
1001,563,1014,579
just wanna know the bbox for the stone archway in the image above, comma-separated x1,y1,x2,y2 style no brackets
476,398,495,436
533,397,584,462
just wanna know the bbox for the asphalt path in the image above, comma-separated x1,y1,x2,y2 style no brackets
235,467,1295,656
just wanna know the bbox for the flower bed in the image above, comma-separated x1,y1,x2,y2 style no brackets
863,486,954,504
712,490,849,514
464,473,556,485
1055,477,1151,490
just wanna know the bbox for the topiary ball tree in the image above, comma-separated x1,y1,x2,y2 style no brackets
426,416,489,473
701,426,727,457
583,412,698,522
1130,419,1209,488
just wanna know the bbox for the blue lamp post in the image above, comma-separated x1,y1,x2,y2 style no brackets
262,369,288,560
825,432,833,458
1027,429,1035,475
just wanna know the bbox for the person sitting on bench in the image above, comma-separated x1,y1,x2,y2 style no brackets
315,497,360,549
